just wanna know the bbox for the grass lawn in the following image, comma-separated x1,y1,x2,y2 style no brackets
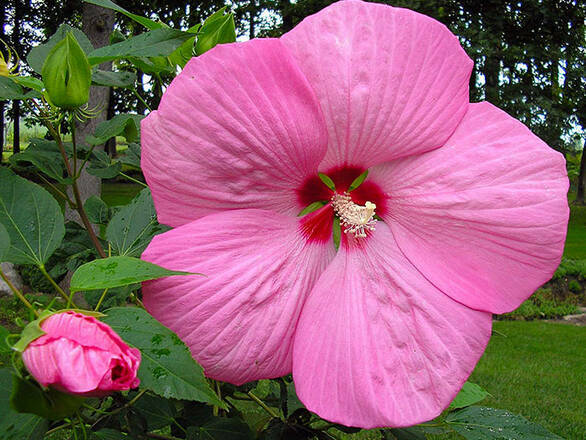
465,321,585,439
565,203,586,259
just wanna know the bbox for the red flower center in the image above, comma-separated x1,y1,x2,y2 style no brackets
298,166,387,243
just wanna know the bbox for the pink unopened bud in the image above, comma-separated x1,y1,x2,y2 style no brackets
22,311,141,397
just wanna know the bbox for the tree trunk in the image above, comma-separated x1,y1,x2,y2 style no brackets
279,0,293,33
0,2,5,161
105,87,116,156
12,100,19,154
11,0,22,154
65,3,115,224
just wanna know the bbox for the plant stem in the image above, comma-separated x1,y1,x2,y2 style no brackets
36,174,76,207
145,433,182,440
44,422,72,436
247,391,284,421
70,116,78,175
132,88,152,112
120,171,147,187
76,143,98,177
43,118,106,258
38,264,76,308
0,267,39,317
94,288,109,311
106,389,148,417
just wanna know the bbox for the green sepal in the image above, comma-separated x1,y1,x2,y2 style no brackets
11,310,53,352
297,201,326,217
68,309,106,318
318,172,336,191
42,32,92,109
10,375,84,420
348,170,368,191
333,217,341,251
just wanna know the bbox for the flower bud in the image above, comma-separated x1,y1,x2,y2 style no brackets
0,58,9,77
42,32,91,109
22,311,141,397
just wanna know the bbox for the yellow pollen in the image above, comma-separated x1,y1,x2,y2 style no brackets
331,192,377,238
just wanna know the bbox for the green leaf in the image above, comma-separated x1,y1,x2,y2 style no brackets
84,284,138,309
84,196,110,225
0,325,10,353
449,382,490,410
446,406,564,439
106,188,166,257
92,69,136,87
0,369,48,440
0,223,9,262
0,168,65,266
70,255,194,292
133,393,177,430
13,76,44,92
348,170,369,191
83,0,162,30
12,320,45,352
119,142,141,169
88,29,193,65
42,32,92,109
298,201,326,217
128,55,174,75
92,429,130,440
187,417,253,440
87,150,122,179
195,10,236,55
0,76,27,100
10,375,84,419
385,427,426,440
27,25,94,74
168,24,200,68
87,113,143,145
286,381,305,416
102,307,224,406
318,172,335,191
10,138,68,183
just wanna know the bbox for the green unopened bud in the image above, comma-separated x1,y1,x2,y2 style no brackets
42,32,91,109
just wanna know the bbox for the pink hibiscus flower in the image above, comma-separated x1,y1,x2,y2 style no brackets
140,0,569,428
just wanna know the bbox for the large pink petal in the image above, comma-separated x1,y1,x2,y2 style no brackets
142,39,328,227
141,209,335,384
281,0,472,169
370,102,569,314
23,338,113,394
292,224,492,428
37,311,128,355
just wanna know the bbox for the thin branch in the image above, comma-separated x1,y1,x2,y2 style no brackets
38,264,76,308
42,116,107,258
120,171,147,188
247,391,284,421
0,267,39,317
